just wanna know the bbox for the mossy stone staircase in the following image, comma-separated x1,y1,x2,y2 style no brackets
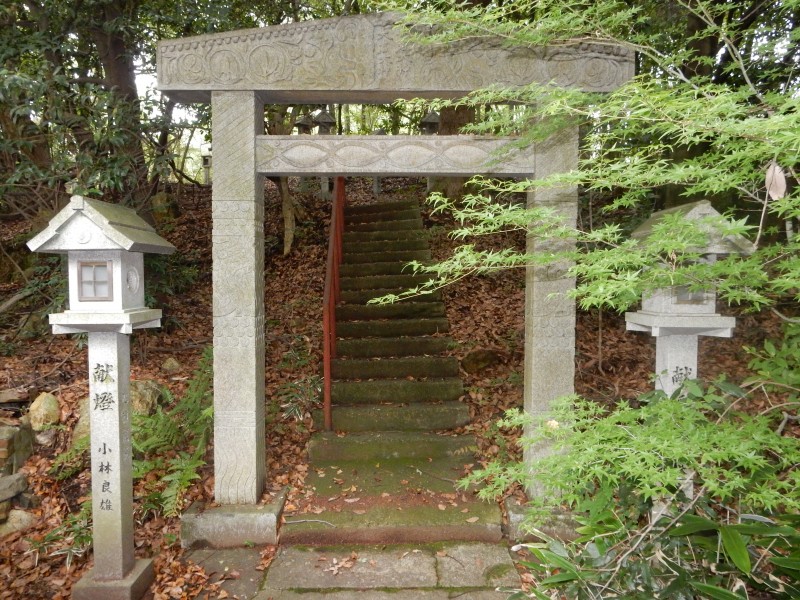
292,198,501,545
318,198,467,435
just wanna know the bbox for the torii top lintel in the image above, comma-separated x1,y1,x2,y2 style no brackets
157,12,634,104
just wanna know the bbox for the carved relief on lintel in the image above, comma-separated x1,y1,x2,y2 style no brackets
255,135,535,176
157,12,634,98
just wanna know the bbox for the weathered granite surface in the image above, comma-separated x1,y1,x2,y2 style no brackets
158,12,634,104
523,127,578,497
211,91,266,505
255,135,535,176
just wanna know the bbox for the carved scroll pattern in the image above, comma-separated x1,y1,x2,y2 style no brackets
255,136,536,176
158,13,633,93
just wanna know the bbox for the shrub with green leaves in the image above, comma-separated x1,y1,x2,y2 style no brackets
464,380,800,598
132,346,214,517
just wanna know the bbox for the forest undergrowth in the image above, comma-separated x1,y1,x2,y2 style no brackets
0,178,789,599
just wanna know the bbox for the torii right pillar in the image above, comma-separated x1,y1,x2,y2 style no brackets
523,127,579,497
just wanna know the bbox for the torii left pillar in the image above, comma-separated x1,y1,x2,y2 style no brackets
210,91,267,504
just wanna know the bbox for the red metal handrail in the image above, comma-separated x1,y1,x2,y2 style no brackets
322,176,345,431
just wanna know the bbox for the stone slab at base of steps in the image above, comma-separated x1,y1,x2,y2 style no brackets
344,238,430,254
332,355,459,379
339,288,441,304
342,249,432,264
306,454,473,496
256,543,519,599
337,317,450,338
348,218,423,232
279,499,503,545
336,301,445,321
344,199,420,215
343,229,428,244
339,260,429,277
340,274,435,291
344,208,421,224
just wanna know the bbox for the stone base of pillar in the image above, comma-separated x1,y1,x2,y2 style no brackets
72,558,154,600
503,497,579,544
180,489,287,548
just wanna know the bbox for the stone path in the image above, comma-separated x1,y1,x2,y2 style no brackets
187,541,522,599
182,197,523,598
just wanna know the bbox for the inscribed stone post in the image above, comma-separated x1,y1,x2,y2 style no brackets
87,332,134,580
523,127,579,496
655,335,699,396
211,91,266,504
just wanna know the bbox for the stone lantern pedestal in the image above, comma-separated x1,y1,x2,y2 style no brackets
626,289,736,394
27,196,175,600
625,200,754,395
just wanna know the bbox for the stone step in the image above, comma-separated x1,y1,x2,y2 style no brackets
338,287,441,304
336,301,445,321
306,455,472,495
337,335,452,358
347,218,423,232
308,431,473,463
342,229,427,243
278,499,501,547
344,200,419,215
331,378,464,405
261,544,514,598
313,401,469,432
344,208,421,224
344,239,429,254
339,260,425,277
337,318,450,338
332,356,459,379
342,249,432,264
340,274,433,291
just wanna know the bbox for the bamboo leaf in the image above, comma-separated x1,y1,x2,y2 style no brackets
720,526,752,574
689,581,746,600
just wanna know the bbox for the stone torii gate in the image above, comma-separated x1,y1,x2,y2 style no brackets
157,12,633,506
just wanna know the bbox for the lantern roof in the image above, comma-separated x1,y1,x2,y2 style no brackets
632,200,755,256
314,109,336,126
27,195,176,255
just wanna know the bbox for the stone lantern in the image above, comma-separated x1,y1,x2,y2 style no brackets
420,110,440,135
314,110,337,199
314,109,336,135
27,195,175,599
295,113,314,135
202,153,212,185
625,200,754,395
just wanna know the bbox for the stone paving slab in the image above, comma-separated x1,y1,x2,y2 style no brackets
436,543,519,588
186,547,266,600
255,590,509,599
265,546,437,589
259,542,520,599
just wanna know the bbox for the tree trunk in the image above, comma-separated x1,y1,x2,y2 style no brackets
267,106,306,255
428,106,476,200
90,1,150,208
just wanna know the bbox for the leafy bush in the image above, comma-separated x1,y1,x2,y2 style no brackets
465,376,800,598
132,346,214,517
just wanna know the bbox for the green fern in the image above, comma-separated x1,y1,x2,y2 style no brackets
49,435,90,481
159,452,206,517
